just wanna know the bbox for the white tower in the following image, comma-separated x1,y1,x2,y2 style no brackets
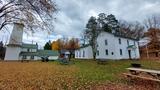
4,23,24,60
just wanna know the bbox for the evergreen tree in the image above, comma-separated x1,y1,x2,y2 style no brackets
106,14,119,33
44,41,52,50
102,24,112,32
97,13,116,33
97,13,109,32
97,13,106,28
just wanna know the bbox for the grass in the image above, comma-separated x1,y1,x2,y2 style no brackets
74,60,160,83
0,59,160,89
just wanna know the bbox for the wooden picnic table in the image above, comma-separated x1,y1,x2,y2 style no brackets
124,67,160,82
127,67,160,75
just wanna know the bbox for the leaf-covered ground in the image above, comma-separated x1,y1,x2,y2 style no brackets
0,60,160,90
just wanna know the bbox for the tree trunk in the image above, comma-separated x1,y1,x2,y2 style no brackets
68,51,72,61
93,53,96,60
92,46,96,60
68,54,71,61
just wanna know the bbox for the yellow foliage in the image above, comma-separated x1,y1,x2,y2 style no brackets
52,41,59,50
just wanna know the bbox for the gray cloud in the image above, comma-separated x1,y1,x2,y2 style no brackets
54,0,160,37
1,0,160,47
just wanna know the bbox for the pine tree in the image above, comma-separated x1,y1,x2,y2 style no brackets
106,14,119,33
44,41,52,50
97,13,111,32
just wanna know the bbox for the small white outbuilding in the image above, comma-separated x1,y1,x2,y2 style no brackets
75,45,93,59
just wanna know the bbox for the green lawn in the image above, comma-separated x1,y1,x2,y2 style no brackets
72,59,160,82
53,59,160,88
0,59,160,89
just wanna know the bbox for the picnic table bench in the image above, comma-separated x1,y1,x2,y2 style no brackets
124,67,160,82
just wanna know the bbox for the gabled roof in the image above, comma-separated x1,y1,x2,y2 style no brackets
114,33,138,41
102,31,139,41
7,44,22,47
19,52,38,56
22,43,38,49
20,50,59,56
38,50,59,56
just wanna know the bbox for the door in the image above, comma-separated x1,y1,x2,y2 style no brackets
128,50,131,59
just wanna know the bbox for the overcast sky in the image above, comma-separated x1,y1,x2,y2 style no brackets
0,0,160,48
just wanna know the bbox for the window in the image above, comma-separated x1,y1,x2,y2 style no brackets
111,52,114,55
31,56,34,59
79,51,81,57
105,39,108,45
120,49,122,55
127,40,129,46
83,51,85,57
119,38,121,44
76,52,78,57
106,49,108,55
27,49,30,52
134,41,136,45
22,55,26,59
97,50,99,56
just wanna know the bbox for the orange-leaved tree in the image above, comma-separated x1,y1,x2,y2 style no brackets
52,38,80,60
51,39,64,53
65,38,80,60
143,15,160,57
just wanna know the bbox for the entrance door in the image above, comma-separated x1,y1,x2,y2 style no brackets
128,50,131,59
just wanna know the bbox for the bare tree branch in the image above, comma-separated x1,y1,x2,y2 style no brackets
0,0,57,32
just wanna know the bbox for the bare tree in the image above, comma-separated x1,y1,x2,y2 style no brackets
119,20,145,40
144,15,160,29
143,15,160,56
83,16,99,60
0,0,57,32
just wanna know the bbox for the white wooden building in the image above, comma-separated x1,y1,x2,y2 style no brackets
75,45,93,59
75,31,140,60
